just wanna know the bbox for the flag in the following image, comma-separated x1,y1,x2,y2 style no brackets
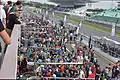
64,15,67,23
76,26,79,35
110,23,116,37
46,10,48,15
40,9,41,13
79,21,82,29
27,49,31,58
76,21,82,34
52,12,55,17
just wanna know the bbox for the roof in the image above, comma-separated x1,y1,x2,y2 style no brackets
50,0,97,5
96,9,120,18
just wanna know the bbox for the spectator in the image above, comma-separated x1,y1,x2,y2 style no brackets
0,1,6,28
79,69,85,79
0,19,11,45
3,1,12,22
6,1,21,36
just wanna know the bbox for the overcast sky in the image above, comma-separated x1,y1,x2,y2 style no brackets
3,0,119,9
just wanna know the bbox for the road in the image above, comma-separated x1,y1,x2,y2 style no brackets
53,12,120,42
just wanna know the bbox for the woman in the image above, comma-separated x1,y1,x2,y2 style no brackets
0,19,11,45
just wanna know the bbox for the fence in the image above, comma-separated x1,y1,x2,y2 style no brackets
79,33,120,59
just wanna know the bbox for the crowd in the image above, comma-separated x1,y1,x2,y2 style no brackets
16,6,120,80
0,0,119,80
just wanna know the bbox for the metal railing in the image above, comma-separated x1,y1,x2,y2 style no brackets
79,33,120,59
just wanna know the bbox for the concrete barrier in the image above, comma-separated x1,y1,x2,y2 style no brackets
0,24,21,79
0,37,6,68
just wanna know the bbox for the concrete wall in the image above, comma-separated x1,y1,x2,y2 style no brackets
0,24,21,79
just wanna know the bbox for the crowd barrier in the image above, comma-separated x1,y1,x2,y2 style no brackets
0,37,6,68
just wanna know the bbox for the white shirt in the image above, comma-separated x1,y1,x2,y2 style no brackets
70,33,73,37
79,70,85,79
0,5,6,22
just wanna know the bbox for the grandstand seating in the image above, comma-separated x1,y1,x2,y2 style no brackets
90,9,120,24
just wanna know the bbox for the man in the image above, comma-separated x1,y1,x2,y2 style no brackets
6,1,21,36
3,1,12,21
0,1,6,28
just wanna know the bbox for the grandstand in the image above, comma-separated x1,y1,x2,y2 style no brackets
0,1,120,80
90,9,120,24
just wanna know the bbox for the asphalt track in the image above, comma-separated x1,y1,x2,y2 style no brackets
54,12,120,42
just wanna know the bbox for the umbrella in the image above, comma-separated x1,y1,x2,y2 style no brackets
56,46,60,50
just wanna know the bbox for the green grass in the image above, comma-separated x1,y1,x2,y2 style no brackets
54,14,120,37
83,23,120,37
56,16,63,19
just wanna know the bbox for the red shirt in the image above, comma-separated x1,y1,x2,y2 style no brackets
77,52,82,56
46,72,51,77
77,46,81,50
60,65,65,72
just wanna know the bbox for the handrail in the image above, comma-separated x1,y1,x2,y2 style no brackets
0,24,21,79
40,77,95,80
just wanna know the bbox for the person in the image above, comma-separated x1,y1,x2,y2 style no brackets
0,19,11,45
3,1,12,21
6,1,21,36
0,1,6,28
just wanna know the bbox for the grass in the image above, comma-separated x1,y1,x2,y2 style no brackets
54,14,120,37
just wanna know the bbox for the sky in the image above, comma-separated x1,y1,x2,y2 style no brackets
31,0,119,9
91,1,118,9
2,0,17,2
2,0,119,9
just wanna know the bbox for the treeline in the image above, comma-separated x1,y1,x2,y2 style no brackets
23,1,55,8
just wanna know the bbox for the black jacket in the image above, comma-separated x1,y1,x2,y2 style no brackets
7,14,21,30
0,19,4,32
